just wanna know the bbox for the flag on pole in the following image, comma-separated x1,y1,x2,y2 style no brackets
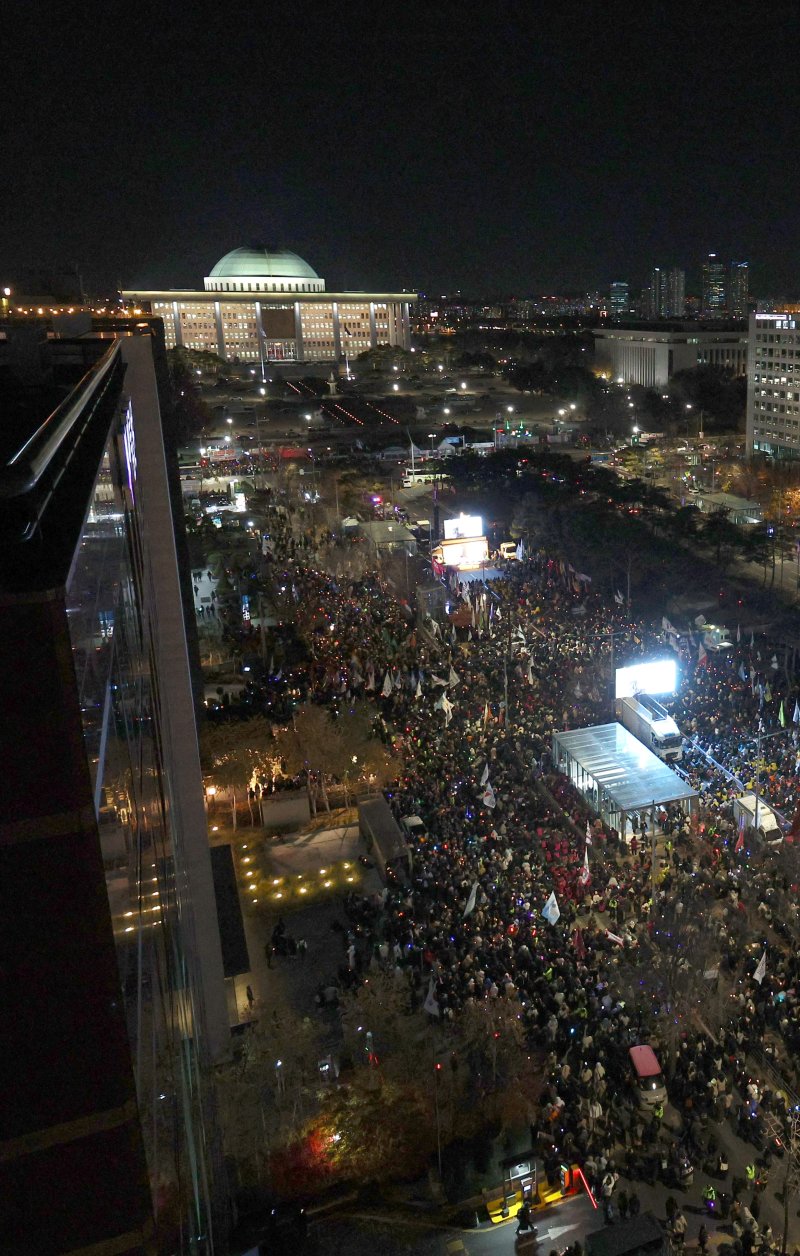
605,930,625,946
585,820,593,846
431,673,448,686
750,631,755,649
793,699,800,725
479,763,490,787
738,662,748,682
415,680,423,700
735,830,745,854
579,847,591,885
753,948,767,985
542,891,561,925
697,642,708,669
526,658,534,685
614,590,625,605
423,975,441,1016
483,701,491,728
737,623,741,643
482,782,496,809
779,700,787,728
448,666,459,687
572,927,587,959
463,880,479,917
381,671,393,698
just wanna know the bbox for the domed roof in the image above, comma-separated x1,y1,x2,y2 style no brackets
208,246,319,280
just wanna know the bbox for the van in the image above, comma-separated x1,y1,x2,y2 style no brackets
629,1045,667,1109
499,541,518,560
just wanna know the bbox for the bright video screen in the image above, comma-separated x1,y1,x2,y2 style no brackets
615,658,677,699
443,514,483,540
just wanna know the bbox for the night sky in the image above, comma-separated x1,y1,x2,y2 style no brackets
4,0,799,298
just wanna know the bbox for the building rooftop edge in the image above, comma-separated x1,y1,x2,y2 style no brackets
121,289,417,301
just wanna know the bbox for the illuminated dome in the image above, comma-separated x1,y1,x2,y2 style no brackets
204,246,324,292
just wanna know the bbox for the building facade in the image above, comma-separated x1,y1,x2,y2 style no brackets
593,322,748,387
609,281,629,318
728,261,750,318
747,312,800,459
123,245,414,368
702,253,727,316
0,329,229,1253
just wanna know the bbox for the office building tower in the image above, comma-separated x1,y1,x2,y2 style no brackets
728,261,749,318
747,312,800,459
663,267,686,318
609,281,629,318
651,267,666,319
702,253,727,317
0,325,230,1254
122,244,414,367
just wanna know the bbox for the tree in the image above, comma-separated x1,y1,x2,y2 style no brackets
200,716,276,826
699,507,744,572
216,1004,324,1188
339,971,423,1085
273,703,394,813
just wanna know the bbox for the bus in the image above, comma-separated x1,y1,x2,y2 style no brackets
402,468,449,487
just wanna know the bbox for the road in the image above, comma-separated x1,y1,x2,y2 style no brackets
310,1191,600,1255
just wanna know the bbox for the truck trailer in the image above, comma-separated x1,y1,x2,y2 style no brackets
618,694,683,762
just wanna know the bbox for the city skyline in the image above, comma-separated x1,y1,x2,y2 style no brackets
3,4,800,297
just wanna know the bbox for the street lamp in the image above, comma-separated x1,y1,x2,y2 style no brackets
393,382,399,391
226,417,233,425
460,381,467,390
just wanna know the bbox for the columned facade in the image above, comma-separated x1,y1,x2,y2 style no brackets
123,244,415,365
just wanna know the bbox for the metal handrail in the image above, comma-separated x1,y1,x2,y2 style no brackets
0,340,122,499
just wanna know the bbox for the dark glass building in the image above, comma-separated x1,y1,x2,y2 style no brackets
0,326,229,1254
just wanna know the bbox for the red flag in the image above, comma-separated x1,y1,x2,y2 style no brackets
735,831,745,854
573,927,587,959
697,642,709,669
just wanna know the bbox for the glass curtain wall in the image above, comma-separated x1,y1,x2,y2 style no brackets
65,403,213,1252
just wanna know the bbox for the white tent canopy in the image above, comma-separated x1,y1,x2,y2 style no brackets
552,722,697,834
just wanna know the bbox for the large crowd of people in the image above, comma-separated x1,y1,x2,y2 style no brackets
246,498,800,1250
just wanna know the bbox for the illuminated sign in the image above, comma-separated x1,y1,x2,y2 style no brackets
443,513,483,540
615,658,677,700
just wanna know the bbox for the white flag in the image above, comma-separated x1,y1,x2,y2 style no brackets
526,658,534,685
381,671,393,697
431,673,448,687
482,782,496,809
415,680,423,700
793,700,800,725
605,930,625,946
423,975,440,1016
753,948,767,985
614,590,625,605
737,623,741,644
448,666,459,687
579,847,590,885
479,762,490,787
463,881,479,917
542,891,560,925
585,820,593,846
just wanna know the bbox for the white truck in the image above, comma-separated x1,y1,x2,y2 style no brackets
618,694,684,762
733,794,783,844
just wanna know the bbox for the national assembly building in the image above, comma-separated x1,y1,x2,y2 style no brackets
122,244,415,368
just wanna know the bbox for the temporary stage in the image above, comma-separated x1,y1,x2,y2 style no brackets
551,722,698,838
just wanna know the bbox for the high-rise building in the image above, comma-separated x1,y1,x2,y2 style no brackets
728,261,749,317
122,244,415,366
702,253,727,317
0,324,231,1253
609,281,629,318
594,323,748,387
663,267,686,318
747,312,800,459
